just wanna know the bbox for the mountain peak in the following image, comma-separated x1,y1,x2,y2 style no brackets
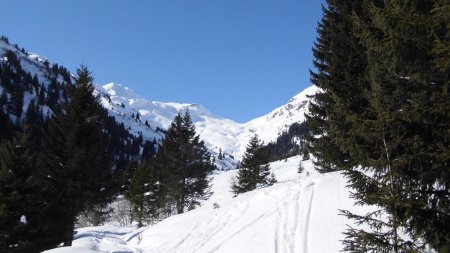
2,38,318,161
100,82,143,99
288,85,319,104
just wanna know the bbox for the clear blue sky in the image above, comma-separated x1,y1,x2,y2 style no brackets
2,0,325,123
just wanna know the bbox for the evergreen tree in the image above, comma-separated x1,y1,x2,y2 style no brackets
125,161,161,227
218,148,223,160
306,0,368,174
231,135,276,195
308,1,420,251
141,139,157,161
154,111,215,214
0,122,56,252
41,66,115,246
307,1,450,251
0,35,9,43
0,92,14,142
7,89,23,118
348,1,450,251
263,122,310,162
0,126,36,252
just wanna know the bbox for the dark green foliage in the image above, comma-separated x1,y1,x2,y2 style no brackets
0,35,9,43
125,161,161,227
263,122,310,162
346,1,449,251
0,126,39,252
231,135,276,195
0,38,160,251
7,88,23,117
0,121,59,252
306,0,368,174
0,93,15,141
154,111,215,214
41,66,115,246
141,138,157,161
308,0,450,251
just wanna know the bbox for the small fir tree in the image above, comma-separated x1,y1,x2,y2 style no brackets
0,126,38,252
125,161,161,227
231,135,276,195
218,148,223,160
297,161,304,174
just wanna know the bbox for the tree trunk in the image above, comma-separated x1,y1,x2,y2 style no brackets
177,178,186,214
383,133,400,253
63,221,75,246
177,198,185,214
138,198,144,228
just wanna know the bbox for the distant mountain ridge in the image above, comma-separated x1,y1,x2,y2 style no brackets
96,82,318,160
0,37,318,164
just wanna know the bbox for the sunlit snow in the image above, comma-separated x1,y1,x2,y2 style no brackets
44,156,370,253
95,82,318,161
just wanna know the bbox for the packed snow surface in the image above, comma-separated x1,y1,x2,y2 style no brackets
45,156,368,253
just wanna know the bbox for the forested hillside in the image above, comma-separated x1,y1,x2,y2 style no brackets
0,37,157,170
0,37,158,252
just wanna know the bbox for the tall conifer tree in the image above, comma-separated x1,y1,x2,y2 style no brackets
154,111,215,214
306,1,368,173
348,1,450,251
41,66,114,246
308,0,450,251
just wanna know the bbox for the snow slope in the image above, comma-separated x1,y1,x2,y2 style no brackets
96,83,318,160
236,86,318,157
45,156,368,253
0,40,65,122
0,40,58,87
1,40,318,161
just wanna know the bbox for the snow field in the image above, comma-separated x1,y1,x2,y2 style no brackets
45,156,369,253
44,226,141,253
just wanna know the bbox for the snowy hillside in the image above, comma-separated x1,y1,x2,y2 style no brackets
1,39,317,161
0,40,68,122
44,156,368,253
95,82,243,158
96,83,318,160
237,86,318,157
0,40,57,87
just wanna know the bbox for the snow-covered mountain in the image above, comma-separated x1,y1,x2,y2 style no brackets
0,39,69,122
96,82,318,160
0,40,54,86
0,38,318,164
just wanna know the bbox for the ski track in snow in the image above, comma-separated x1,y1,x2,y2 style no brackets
301,182,315,253
45,157,360,253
